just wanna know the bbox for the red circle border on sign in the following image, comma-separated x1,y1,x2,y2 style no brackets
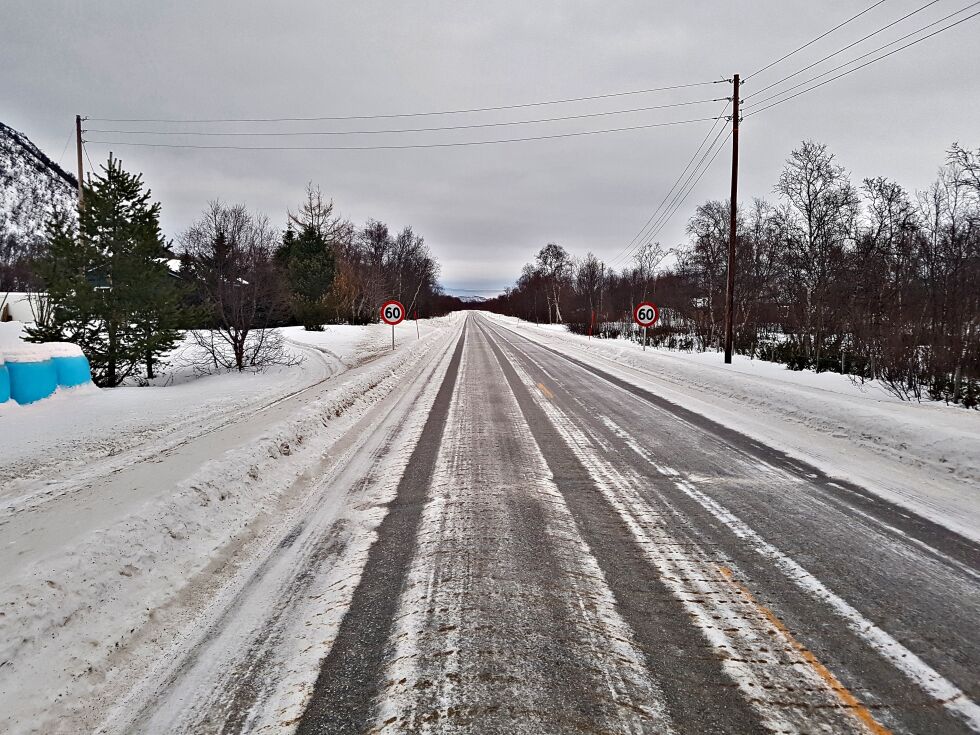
633,301,660,327
380,300,406,326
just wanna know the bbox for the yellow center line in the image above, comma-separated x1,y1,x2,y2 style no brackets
536,382,554,400
718,566,892,735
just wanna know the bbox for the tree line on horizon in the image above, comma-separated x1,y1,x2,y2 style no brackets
14,156,462,387
483,140,980,407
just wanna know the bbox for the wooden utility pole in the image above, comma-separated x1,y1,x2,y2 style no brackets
75,114,85,209
724,75,740,364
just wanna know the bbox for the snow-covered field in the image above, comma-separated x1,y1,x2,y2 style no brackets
1,322,407,496
0,315,461,734
482,312,980,543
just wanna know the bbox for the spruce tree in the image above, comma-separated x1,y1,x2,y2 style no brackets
27,155,182,386
26,211,101,346
284,224,335,330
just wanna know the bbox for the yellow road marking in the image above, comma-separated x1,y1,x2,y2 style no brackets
717,566,891,735
536,382,554,400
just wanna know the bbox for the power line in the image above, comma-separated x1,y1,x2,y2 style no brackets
744,1,980,110
609,103,730,266
610,119,732,267
620,118,730,261
610,1,900,269
82,141,96,175
744,0,943,101
745,0,891,81
745,8,980,117
86,97,726,138
87,115,722,152
87,80,728,124
56,127,74,166
626,129,733,266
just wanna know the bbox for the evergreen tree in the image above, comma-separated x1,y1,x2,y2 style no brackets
26,211,101,346
283,224,335,330
27,155,182,386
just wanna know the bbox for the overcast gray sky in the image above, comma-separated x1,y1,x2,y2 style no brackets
3,1,979,296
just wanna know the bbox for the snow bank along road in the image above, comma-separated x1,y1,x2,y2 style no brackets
7,312,980,734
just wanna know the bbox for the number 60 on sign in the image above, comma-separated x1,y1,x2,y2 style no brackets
381,300,405,326
633,302,659,327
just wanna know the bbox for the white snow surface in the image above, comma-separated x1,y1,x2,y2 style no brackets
0,293,44,324
0,319,28,348
0,323,404,487
0,316,458,734
480,312,980,543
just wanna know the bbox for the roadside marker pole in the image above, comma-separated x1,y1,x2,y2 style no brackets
415,310,420,339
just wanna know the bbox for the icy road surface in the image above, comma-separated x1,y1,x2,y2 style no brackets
8,312,980,734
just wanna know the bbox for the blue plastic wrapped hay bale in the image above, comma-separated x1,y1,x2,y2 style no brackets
4,346,58,405
47,342,93,388
0,355,9,404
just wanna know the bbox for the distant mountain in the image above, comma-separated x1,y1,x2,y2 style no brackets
1,121,78,288
441,286,501,302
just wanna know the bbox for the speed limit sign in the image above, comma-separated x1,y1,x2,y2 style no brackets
381,300,405,351
633,302,659,327
380,300,405,326
633,301,659,351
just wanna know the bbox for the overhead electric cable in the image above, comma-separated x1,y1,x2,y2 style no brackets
609,103,730,266
619,127,733,266
744,0,943,100
610,115,731,267
745,8,980,117
87,115,722,151
87,80,727,124
56,127,74,165
624,118,730,253
745,0,891,81
82,141,95,175
86,97,727,137
744,1,980,109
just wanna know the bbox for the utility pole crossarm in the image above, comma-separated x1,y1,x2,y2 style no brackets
724,74,739,365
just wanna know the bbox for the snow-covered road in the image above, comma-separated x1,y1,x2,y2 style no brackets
2,312,978,734
0,316,460,733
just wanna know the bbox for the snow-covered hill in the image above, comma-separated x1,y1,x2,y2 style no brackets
0,121,77,287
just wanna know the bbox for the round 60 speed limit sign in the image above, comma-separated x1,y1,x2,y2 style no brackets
633,301,660,327
380,300,406,326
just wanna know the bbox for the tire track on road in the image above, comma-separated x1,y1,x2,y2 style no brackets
483,316,980,734
97,321,464,735
479,320,772,734
296,328,467,734
370,322,673,734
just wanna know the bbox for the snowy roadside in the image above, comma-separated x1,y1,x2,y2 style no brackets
0,316,460,735
0,322,414,504
481,312,980,543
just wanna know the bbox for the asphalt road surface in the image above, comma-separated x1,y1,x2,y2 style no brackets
122,313,980,734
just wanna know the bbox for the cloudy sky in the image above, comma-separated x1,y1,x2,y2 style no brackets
4,1,979,296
